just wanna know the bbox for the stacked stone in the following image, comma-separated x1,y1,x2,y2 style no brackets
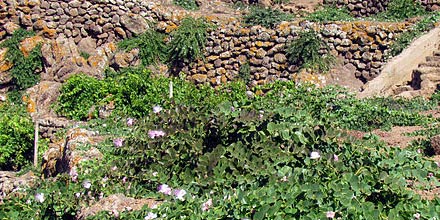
1,0,157,46
323,0,389,17
188,20,408,86
38,0,156,45
321,21,408,82
324,0,439,17
189,21,295,87
0,0,41,40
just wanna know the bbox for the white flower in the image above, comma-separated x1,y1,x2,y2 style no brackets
201,198,213,211
310,151,320,159
173,189,187,201
326,211,336,219
144,212,158,220
153,105,163,114
152,172,158,177
414,213,421,219
82,180,92,189
35,193,45,203
69,168,78,182
158,184,172,195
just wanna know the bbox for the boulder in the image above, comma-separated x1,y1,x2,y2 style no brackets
0,171,38,202
112,48,140,69
24,81,63,119
120,14,149,35
42,128,104,177
41,36,116,82
78,194,161,220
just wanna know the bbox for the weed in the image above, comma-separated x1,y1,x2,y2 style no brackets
286,29,335,72
243,6,293,28
306,6,354,22
173,0,199,10
118,29,168,66
167,17,212,65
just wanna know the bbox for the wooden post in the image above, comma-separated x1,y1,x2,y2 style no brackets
169,81,173,99
34,120,38,167
33,83,41,168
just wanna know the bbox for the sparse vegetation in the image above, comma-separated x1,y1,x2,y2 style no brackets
381,0,426,20
306,6,354,22
243,6,293,28
390,12,440,57
173,0,199,10
286,30,335,72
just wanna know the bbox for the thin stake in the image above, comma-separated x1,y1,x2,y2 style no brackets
34,120,38,167
169,81,173,99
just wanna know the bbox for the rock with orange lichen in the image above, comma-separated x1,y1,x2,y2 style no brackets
19,36,44,57
0,48,13,87
191,73,208,83
41,36,115,82
42,128,104,177
25,81,62,118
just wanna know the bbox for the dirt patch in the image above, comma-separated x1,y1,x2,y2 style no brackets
372,126,425,148
324,62,364,93
345,126,424,148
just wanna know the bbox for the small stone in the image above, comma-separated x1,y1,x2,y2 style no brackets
362,52,373,61
111,14,120,24
4,22,20,34
102,23,114,32
191,74,207,83
274,53,286,63
220,51,231,59
46,8,56,15
255,48,267,59
68,0,81,8
238,55,247,64
214,59,222,68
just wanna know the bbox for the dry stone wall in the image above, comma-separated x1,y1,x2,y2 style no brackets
0,0,159,45
186,20,409,86
324,0,440,17
0,0,413,87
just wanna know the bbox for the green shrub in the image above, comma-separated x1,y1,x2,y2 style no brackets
0,29,42,90
55,74,108,120
286,30,335,72
0,101,34,170
6,80,440,219
243,6,293,28
173,0,199,10
55,69,248,119
306,6,353,22
383,0,426,20
167,17,211,65
118,29,168,66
